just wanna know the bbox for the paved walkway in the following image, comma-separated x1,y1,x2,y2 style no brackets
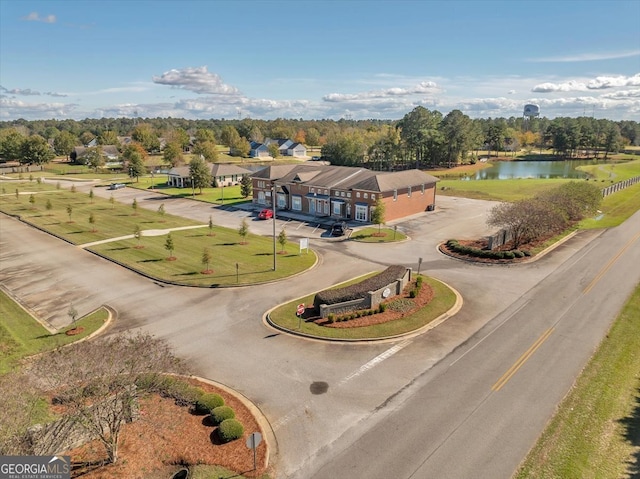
77,224,208,248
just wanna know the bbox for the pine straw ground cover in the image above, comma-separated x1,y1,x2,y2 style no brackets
64,379,268,479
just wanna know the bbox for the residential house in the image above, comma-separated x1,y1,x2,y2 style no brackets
251,164,439,222
70,145,120,164
286,142,307,157
167,163,252,188
249,141,270,157
249,138,307,158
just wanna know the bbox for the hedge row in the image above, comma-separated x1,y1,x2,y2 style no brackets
313,265,406,310
445,239,530,260
135,374,205,407
196,394,245,443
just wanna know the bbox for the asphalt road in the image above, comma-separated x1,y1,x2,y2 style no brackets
1,180,638,478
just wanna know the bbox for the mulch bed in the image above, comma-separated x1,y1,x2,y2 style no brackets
64,379,268,479
439,238,548,264
306,280,434,329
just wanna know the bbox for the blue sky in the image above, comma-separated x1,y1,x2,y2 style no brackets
1,0,639,121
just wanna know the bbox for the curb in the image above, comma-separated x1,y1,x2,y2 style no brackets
262,276,463,344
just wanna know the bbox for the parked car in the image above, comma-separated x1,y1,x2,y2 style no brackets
330,221,348,236
108,183,125,190
258,208,274,220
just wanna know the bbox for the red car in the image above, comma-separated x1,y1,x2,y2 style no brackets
258,209,273,220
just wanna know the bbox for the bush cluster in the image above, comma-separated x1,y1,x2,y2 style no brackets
313,265,406,310
135,374,205,407
195,393,225,414
211,405,236,424
218,418,245,443
445,239,529,260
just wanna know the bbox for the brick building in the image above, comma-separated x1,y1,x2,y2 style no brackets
251,164,439,223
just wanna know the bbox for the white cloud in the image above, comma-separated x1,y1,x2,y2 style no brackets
22,12,56,23
323,81,439,102
0,97,77,119
601,89,640,100
528,50,640,62
587,74,640,90
531,81,588,93
152,66,240,95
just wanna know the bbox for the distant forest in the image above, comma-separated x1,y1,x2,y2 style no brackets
1,107,638,170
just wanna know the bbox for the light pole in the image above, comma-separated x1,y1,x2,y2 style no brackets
272,181,277,271
151,170,155,190
190,174,195,198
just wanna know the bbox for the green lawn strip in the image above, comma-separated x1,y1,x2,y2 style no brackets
88,227,316,287
515,284,640,479
438,178,572,202
268,276,456,340
577,158,640,182
129,178,251,206
351,226,408,242
0,183,200,244
0,290,108,373
580,182,640,229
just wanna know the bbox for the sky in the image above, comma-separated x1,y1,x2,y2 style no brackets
1,0,639,122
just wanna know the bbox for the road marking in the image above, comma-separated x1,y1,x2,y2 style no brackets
491,327,554,392
450,300,530,367
583,231,640,295
338,339,412,387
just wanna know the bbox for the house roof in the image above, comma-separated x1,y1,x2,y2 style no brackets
73,145,120,157
253,164,439,193
169,163,252,178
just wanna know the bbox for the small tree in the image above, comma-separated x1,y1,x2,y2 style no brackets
29,174,34,182
71,184,77,193
132,198,138,215
66,204,73,222
89,188,94,203
15,188,19,200
371,197,386,234
67,303,78,324
109,194,115,209
238,218,249,244
240,174,252,198
28,194,35,208
201,247,212,274
164,232,175,259
88,212,97,232
268,143,280,158
45,198,52,212
208,215,215,236
278,227,287,253
158,203,166,218
133,224,143,247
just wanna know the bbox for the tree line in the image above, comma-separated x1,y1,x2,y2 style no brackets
1,111,638,168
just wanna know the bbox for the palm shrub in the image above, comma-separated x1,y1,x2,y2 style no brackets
211,406,235,424
218,418,244,443
195,393,224,414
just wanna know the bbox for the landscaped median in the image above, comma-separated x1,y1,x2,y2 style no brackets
265,272,459,341
0,181,317,286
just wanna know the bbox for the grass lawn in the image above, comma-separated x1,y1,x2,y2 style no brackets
129,178,252,206
580,182,640,229
0,182,199,245
351,226,408,242
89,226,317,287
514,283,640,479
577,158,640,182
438,178,572,202
0,290,108,373
268,275,456,340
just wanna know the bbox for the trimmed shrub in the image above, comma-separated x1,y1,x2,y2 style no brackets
523,250,532,257
196,393,224,414
313,265,406,310
379,303,387,313
211,406,235,424
415,276,423,287
513,250,525,258
218,419,244,443
409,289,417,298
504,251,515,259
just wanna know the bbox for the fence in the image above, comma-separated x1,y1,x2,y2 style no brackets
0,165,43,175
602,176,640,197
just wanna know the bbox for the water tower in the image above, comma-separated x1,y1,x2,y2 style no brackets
523,104,540,131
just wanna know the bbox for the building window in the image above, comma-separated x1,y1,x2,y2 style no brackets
355,204,368,222
258,191,266,204
347,192,351,198
363,193,368,199
408,186,412,197
292,195,302,211
324,189,328,195
333,201,341,215
310,188,314,193
371,194,375,200
356,192,360,198
393,189,398,201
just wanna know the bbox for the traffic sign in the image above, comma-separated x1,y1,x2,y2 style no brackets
296,303,305,316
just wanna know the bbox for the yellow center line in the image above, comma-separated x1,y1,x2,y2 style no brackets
492,327,555,392
583,231,640,295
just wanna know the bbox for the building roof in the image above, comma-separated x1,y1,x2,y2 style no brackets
252,164,439,193
210,163,252,177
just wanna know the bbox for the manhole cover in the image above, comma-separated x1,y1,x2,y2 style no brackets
310,381,329,394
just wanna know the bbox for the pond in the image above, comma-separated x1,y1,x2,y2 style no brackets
466,160,593,180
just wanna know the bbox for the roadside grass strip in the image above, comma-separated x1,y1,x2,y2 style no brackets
351,226,408,243
514,284,640,479
0,290,108,373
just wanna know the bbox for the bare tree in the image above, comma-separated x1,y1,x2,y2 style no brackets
30,333,185,464
0,372,42,455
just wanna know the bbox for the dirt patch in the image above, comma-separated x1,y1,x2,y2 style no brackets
65,379,268,478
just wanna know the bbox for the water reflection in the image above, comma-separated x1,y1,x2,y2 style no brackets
466,160,591,180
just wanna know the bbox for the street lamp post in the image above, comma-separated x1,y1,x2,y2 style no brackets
190,175,195,198
272,181,277,271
